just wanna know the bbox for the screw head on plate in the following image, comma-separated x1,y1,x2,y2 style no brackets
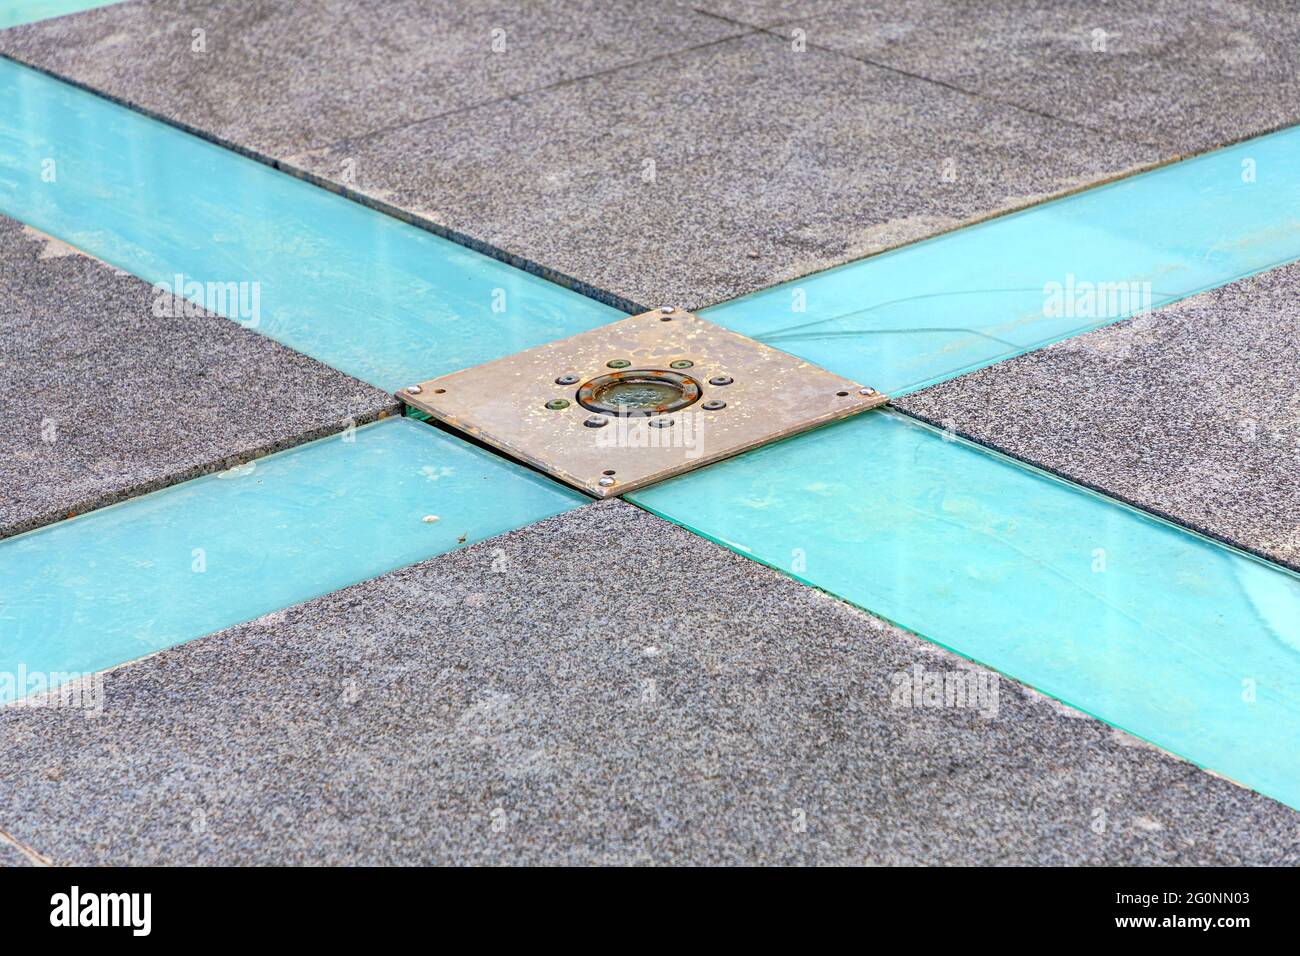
669,359,694,369
555,374,579,385
858,387,878,396
406,385,423,394
584,415,609,428
708,375,734,387
702,399,726,411
659,306,675,314
598,476,616,487
545,399,571,410
648,417,674,428
607,359,631,369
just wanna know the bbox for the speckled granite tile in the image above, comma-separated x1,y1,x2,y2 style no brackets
897,261,1300,571
0,838,39,866
0,0,745,158
0,216,397,538
1,501,1294,865
751,0,1300,154
2,3,1161,311
290,32,1160,310
693,0,843,27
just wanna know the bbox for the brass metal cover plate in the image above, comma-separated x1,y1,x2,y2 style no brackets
400,308,887,497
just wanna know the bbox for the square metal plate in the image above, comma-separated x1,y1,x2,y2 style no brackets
399,308,887,497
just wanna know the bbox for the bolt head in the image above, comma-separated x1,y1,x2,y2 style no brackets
584,415,609,428
598,476,616,487
545,398,571,410
659,306,675,314
702,399,726,410
607,359,631,369
648,416,674,428
406,385,423,394
669,359,694,369
859,386,878,396
708,375,734,387
555,374,579,385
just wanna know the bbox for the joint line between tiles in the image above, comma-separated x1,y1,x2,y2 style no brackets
0,825,53,866
688,6,1168,151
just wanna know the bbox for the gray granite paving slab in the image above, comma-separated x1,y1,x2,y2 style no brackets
711,0,1300,154
289,31,1159,310
896,262,1300,572
0,838,38,867
0,0,745,159
694,1,843,28
1,500,1294,865
0,3,1161,312
0,216,398,538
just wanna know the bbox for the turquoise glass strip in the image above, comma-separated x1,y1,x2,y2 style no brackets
631,410,1300,809
0,1,120,29
0,417,585,689
0,57,621,391
705,126,1300,395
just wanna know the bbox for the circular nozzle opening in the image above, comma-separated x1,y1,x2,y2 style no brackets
577,368,701,416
